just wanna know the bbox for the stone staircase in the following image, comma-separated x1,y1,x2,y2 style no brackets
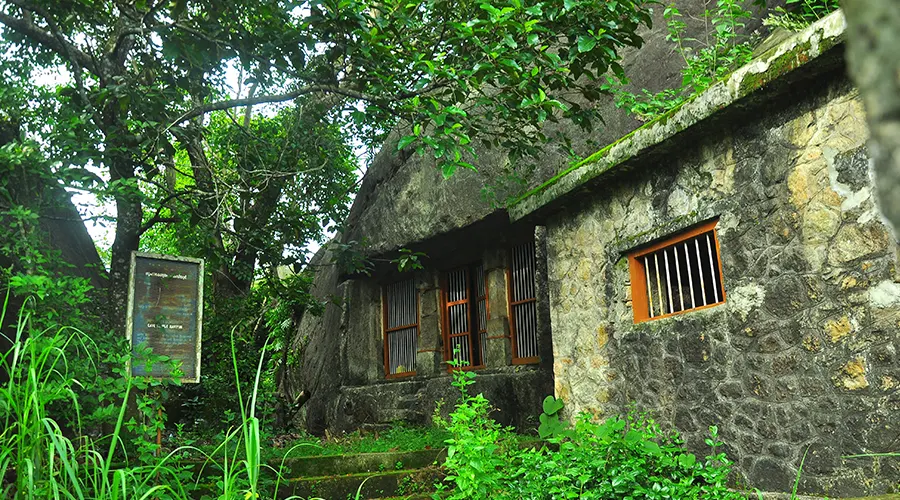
275,448,446,499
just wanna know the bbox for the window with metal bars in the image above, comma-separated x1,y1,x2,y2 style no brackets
442,263,488,369
627,220,726,323
383,279,418,377
508,241,539,364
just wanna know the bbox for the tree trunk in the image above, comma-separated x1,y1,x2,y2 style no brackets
107,147,141,336
842,2,900,240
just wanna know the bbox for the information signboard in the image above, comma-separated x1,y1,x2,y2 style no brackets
125,252,203,383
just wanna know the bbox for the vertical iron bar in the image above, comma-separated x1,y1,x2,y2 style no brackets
664,249,674,315
695,239,707,306
706,233,719,303
684,242,696,309
644,256,654,317
674,246,684,312
654,253,665,315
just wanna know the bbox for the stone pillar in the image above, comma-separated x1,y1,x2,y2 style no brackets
535,226,555,375
342,279,383,385
415,272,443,376
483,248,512,366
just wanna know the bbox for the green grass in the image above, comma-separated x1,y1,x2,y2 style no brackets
0,291,371,500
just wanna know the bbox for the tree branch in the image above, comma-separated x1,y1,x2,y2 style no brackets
168,73,448,128
0,2,97,74
137,189,195,236
168,85,358,127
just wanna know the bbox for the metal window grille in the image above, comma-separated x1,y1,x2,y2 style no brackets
443,263,487,368
384,279,418,376
509,241,538,362
629,222,725,322
475,263,488,364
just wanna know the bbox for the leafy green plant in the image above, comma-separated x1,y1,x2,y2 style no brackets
436,366,742,499
763,0,840,31
508,408,742,499
0,293,194,500
537,395,567,439
433,353,517,500
0,289,324,500
392,249,427,273
606,0,755,121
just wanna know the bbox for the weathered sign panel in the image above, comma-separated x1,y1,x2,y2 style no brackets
126,252,204,383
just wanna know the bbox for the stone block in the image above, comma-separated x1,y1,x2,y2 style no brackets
485,317,512,367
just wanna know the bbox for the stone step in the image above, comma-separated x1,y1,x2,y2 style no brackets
278,466,443,499
279,448,446,478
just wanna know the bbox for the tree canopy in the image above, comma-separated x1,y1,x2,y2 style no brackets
0,0,652,337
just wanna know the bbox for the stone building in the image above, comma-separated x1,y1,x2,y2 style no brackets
286,10,899,497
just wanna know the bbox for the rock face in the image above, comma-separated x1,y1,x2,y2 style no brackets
527,14,900,496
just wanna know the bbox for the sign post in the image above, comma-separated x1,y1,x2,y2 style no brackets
125,252,203,454
125,252,204,383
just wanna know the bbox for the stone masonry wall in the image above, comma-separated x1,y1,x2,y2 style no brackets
545,75,900,496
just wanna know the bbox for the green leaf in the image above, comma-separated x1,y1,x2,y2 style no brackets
624,429,642,444
441,162,457,179
479,3,501,18
577,35,596,53
678,453,697,468
542,395,564,415
397,135,417,150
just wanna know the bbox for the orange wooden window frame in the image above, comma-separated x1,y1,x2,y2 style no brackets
440,265,487,372
382,280,419,379
627,219,726,324
507,242,540,365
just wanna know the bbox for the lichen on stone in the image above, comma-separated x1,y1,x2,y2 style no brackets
838,357,869,390
824,315,853,343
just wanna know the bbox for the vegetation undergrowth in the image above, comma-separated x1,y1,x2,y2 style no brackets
0,291,358,500
606,0,840,121
434,359,743,499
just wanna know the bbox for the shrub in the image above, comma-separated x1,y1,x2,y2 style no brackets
437,369,743,499
510,399,742,499
0,293,316,500
432,367,518,499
